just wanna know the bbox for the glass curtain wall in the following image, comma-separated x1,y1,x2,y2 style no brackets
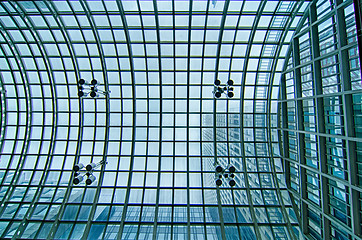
279,0,362,239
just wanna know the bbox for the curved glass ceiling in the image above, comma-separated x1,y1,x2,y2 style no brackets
0,1,312,239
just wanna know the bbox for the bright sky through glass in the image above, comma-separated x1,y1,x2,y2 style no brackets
0,0,314,239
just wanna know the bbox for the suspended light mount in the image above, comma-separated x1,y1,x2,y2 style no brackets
72,160,107,185
77,79,110,98
213,79,234,99
215,165,236,187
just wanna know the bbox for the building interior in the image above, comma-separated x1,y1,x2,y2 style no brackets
0,0,361,239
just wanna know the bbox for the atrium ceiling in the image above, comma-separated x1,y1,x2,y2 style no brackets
0,0,361,240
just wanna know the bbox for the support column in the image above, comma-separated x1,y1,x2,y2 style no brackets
309,2,331,239
292,36,308,235
336,0,361,237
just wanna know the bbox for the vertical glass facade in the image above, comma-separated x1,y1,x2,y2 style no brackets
0,0,360,239
279,0,362,239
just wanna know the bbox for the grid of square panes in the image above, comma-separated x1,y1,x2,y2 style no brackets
280,0,362,239
0,0,314,239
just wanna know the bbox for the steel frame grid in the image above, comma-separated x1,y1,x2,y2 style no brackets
0,0,316,239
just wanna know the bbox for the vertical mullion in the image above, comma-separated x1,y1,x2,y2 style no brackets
309,2,330,238
279,73,295,216
150,1,163,239
171,1,178,238
292,36,307,235
115,2,138,239
336,0,361,237
136,1,150,238
279,72,290,188
172,16,177,240
213,1,232,239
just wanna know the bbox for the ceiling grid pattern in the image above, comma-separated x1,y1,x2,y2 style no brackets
0,0,359,240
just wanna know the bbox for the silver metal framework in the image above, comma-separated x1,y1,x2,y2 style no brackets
1,0,359,239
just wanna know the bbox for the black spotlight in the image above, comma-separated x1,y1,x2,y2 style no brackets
73,163,84,172
86,163,97,171
215,92,222,98
91,79,98,85
230,173,235,178
224,173,229,178
214,79,221,86
216,166,223,173
79,79,86,85
227,91,234,98
229,166,236,173
90,91,97,98
216,179,222,186
86,175,96,185
229,179,236,187
73,175,84,185
227,79,234,86
78,91,84,97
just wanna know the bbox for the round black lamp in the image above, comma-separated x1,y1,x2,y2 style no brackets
90,91,97,98
73,163,84,172
229,166,236,173
73,175,84,185
229,179,236,187
86,175,96,185
216,179,222,186
86,163,97,171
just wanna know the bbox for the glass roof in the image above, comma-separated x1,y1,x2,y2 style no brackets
0,0,312,239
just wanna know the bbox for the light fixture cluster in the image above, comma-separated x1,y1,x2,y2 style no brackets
72,160,107,185
215,165,236,187
213,79,234,98
77,79,109,98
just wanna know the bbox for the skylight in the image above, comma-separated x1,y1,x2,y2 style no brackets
0,1,311,239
